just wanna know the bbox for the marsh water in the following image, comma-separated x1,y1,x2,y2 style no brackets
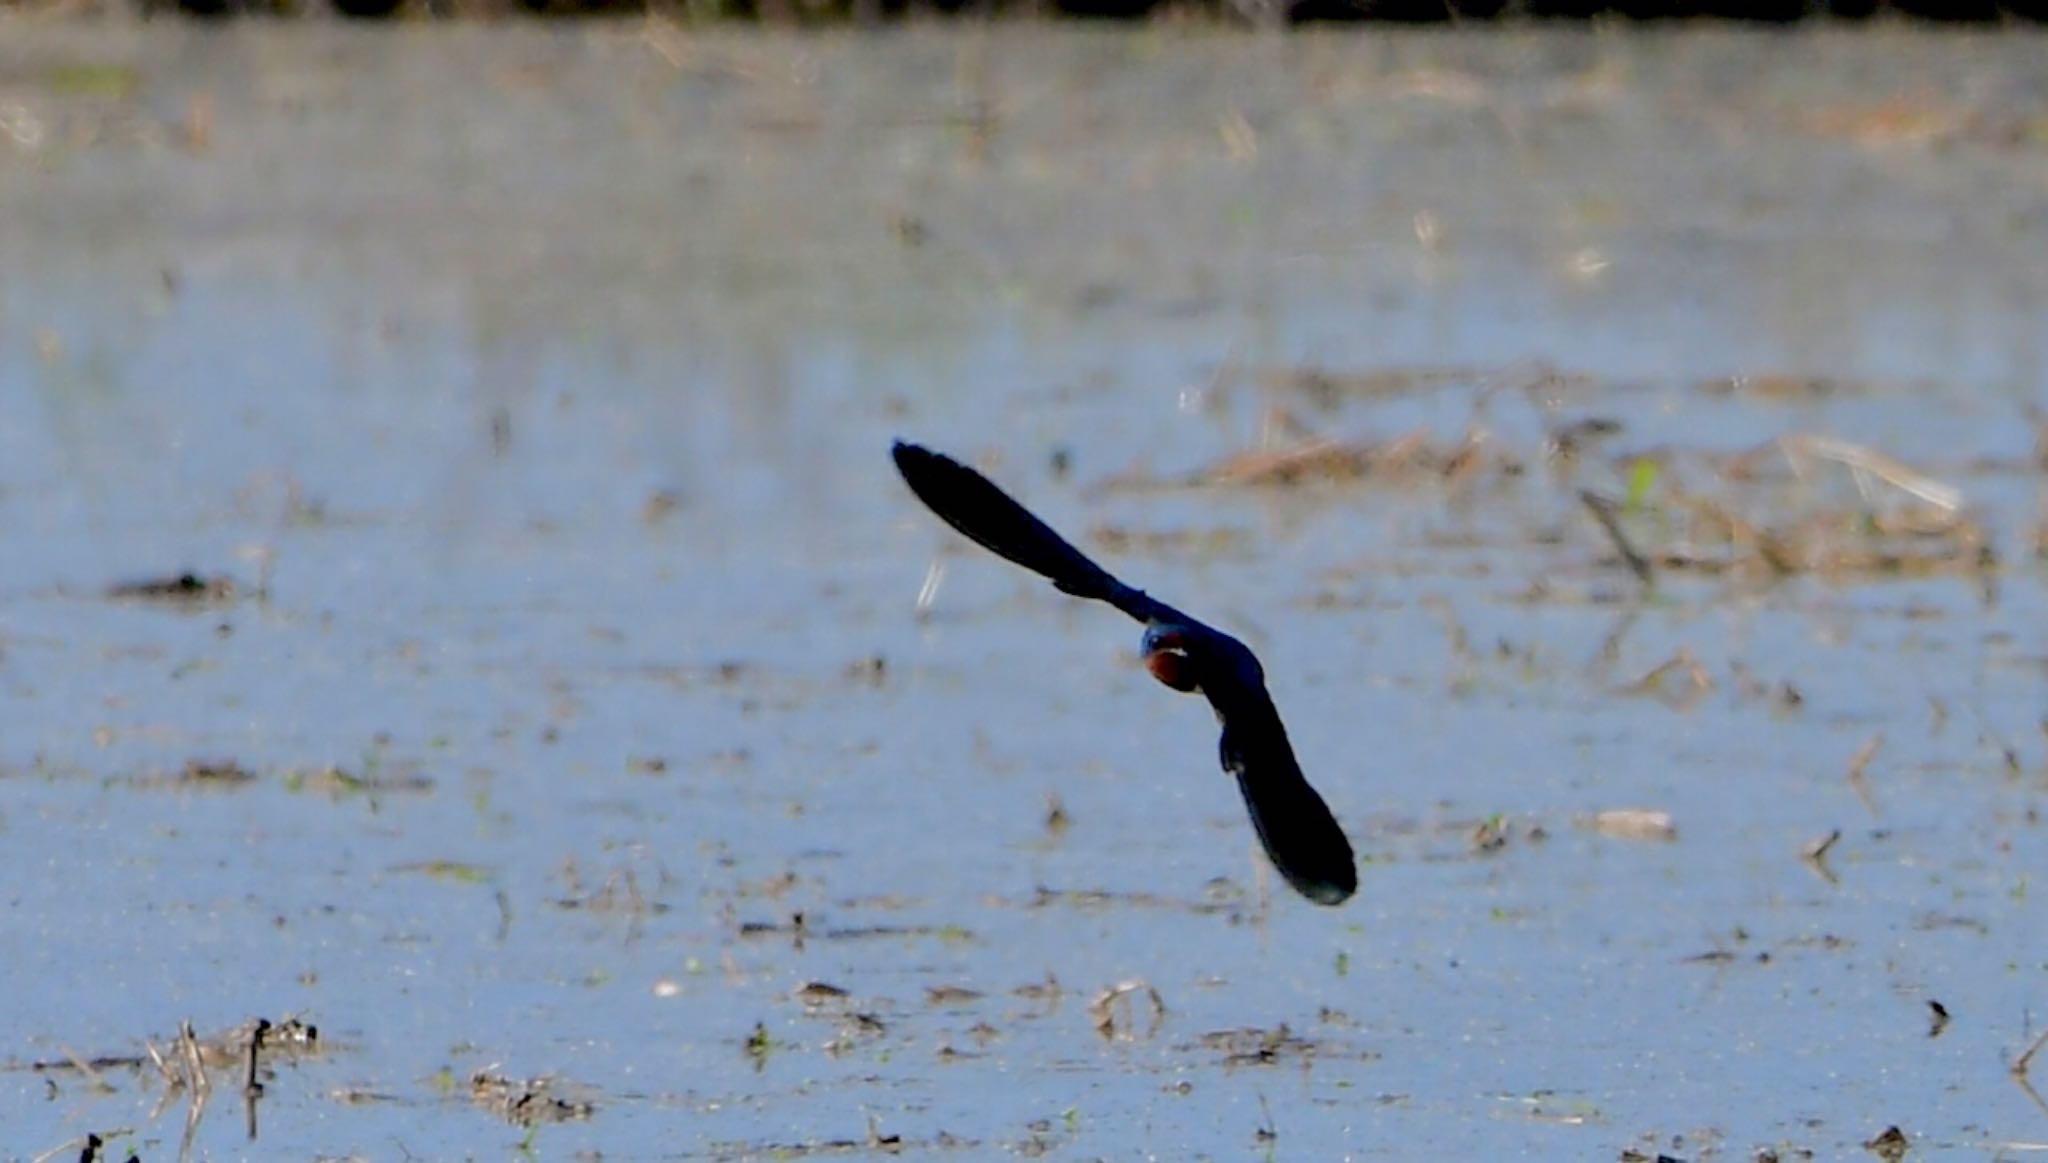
4,20,2048,1160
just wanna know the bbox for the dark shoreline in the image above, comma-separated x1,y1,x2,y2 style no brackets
25,0,2048,28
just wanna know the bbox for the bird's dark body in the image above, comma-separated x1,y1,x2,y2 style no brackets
891,441,1357,906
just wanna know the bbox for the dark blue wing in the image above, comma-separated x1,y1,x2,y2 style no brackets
1218,694,1358,906
893,438,1356,907
892,441,1193,629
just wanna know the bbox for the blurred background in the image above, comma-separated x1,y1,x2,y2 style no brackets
4,9,2048,1163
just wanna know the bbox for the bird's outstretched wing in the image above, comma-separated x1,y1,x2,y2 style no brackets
1217,694,1359,905
891,441,1185,628
893,438,1357,907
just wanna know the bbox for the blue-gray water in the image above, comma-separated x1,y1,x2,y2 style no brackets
3,23,2047,1160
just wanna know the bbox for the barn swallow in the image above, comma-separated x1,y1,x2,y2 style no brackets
892,441,1357,906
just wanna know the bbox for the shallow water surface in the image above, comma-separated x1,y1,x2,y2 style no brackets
3,21,2048,1161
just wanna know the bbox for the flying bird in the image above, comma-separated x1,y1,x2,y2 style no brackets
891,440,1357,906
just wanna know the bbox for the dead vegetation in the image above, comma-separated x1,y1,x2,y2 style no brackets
1081,367,1997,591
116,757,436,797
1586,809,1678,842
32,1016,321,1082
1088,979,1166,1041
1111,430,1516,493
701,1119,971,1159
1800,829,1843,884
468,1070,596,1126
30,1017,318,1156
1025,884,1236,915
149,758,259,790
1580,431,1994,585
105,572,238,607
552,860,670,918
1862,1124,1910,1162
1197,1023,1322,1067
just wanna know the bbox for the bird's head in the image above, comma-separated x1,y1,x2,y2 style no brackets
1140,623,1202,693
